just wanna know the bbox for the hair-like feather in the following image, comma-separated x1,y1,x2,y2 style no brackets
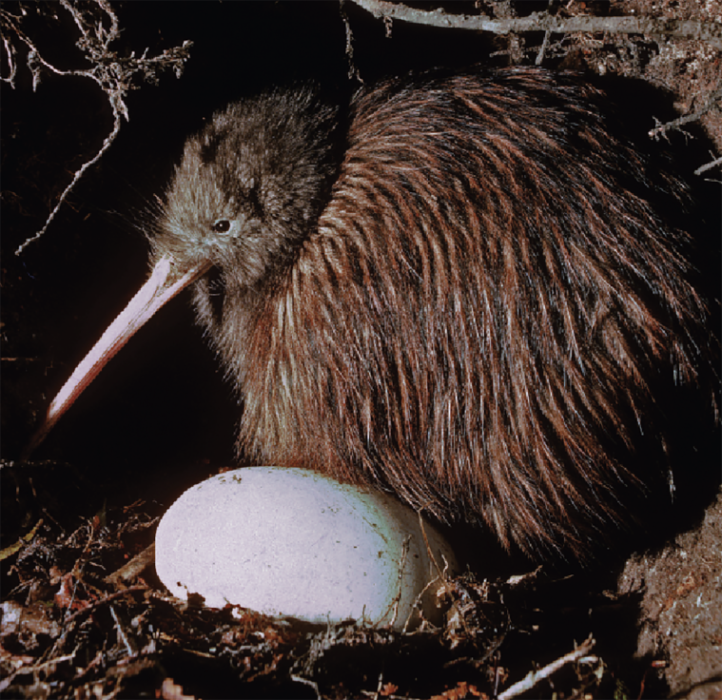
153,67,717,559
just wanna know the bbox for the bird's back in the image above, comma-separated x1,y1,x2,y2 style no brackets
238,68,716,558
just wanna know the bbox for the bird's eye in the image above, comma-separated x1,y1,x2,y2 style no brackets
212,219,231,233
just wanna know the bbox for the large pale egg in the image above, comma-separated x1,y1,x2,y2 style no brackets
155,467,458,629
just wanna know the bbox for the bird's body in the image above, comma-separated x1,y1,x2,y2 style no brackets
37,67,717,559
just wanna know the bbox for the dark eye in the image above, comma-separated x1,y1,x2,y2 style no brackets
212,219,231,233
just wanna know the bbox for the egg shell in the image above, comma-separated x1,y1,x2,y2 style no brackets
155,467,458,629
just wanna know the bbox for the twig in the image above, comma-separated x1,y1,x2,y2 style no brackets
1,1,192,255
535,29,551,65
109,604,137,657
64,584,148,624
0,649,78,693
17,110,122,255
2,30,17,86
348,0,722,49
534,0,554,66
373,671,384,700
649,85,722,140
290,674,321,699
105,542,157,586
694,155,722,176
340,0,363,84
497,635,597,700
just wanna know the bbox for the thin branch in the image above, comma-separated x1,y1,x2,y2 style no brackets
348,0,722,49
1,1,192,255
649,85,722,139
105,542,157,586
16,109,122,255
289,674,321,699
535,29,551,65
1,31,18,86
694,155,722,176
340,0,363,84
497,635,597,700
64,584,148,624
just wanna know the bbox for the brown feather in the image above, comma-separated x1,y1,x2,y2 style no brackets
153,67,717,559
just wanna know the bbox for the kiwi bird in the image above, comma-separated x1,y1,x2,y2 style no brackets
30,67,716,559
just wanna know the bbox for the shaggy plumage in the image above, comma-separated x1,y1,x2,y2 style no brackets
148,67,713,557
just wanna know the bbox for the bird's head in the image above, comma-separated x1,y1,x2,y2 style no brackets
152,89,339,290
25,87,340,454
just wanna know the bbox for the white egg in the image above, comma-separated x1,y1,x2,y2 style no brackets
155,467,458,629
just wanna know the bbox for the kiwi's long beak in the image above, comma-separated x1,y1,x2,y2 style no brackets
25,255,212,457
